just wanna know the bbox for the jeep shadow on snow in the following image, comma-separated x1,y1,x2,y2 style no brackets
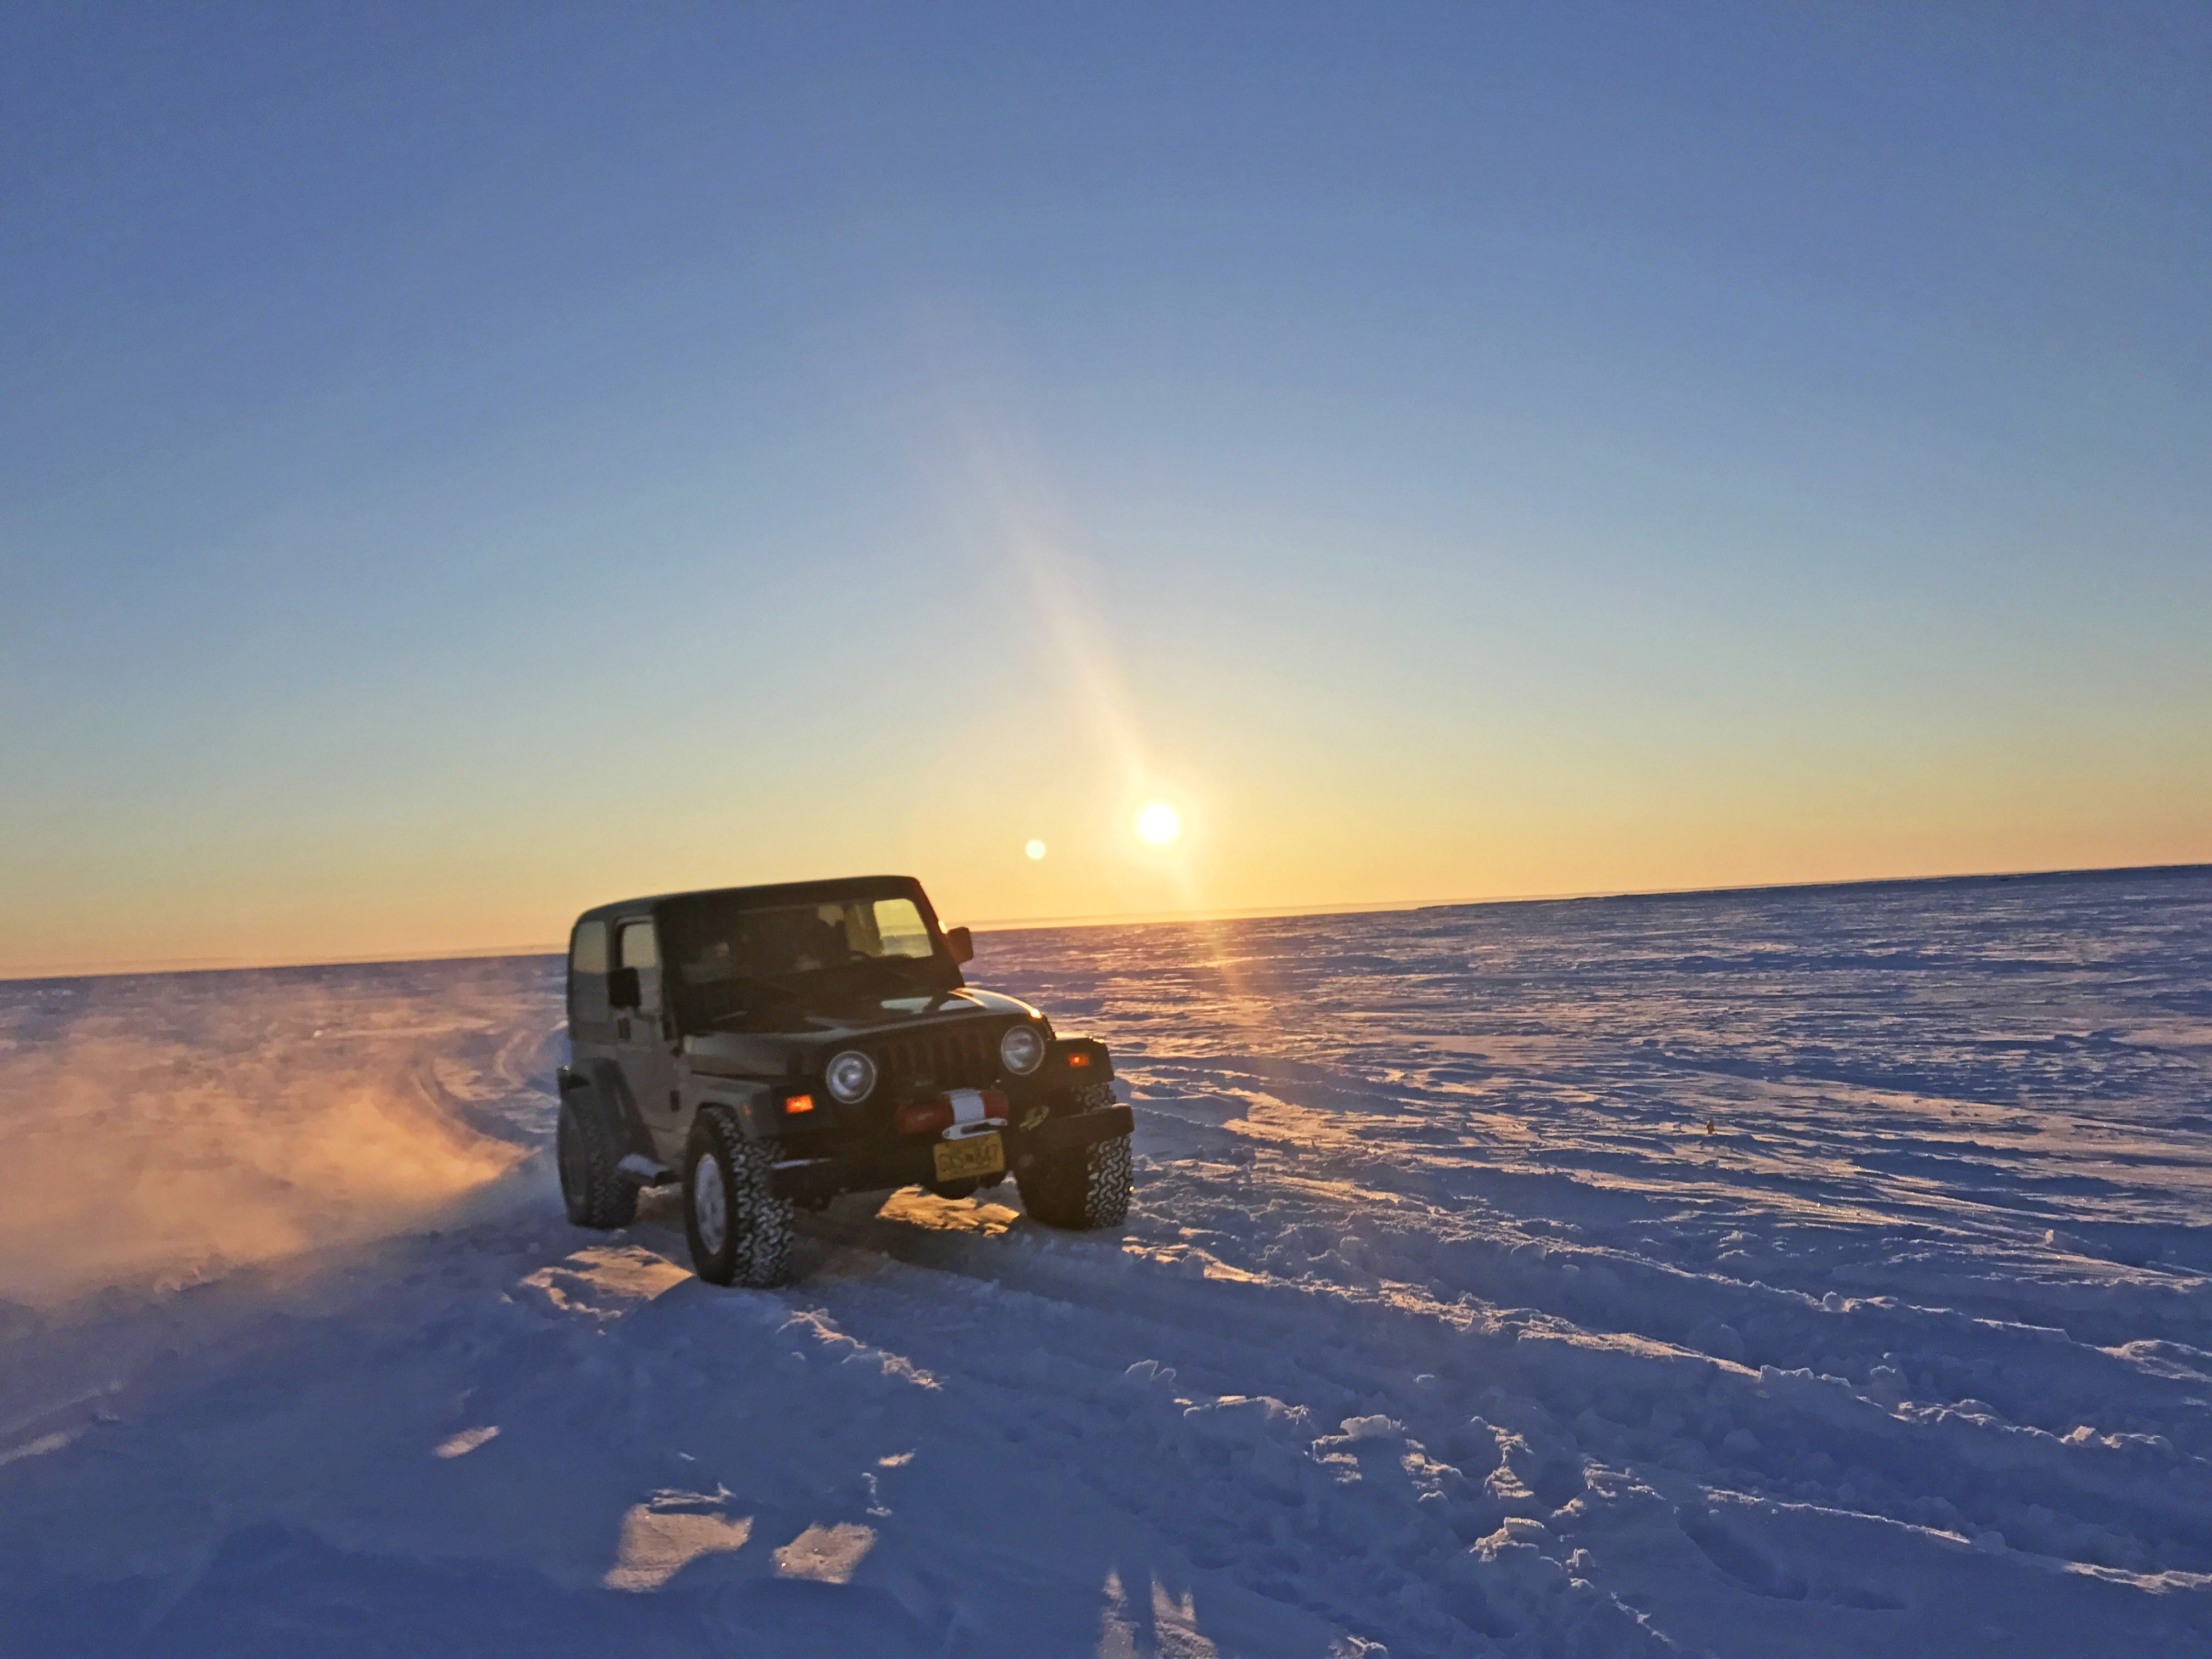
555,875,1135,1285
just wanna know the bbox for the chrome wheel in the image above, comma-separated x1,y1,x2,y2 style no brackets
691,1148,729,1257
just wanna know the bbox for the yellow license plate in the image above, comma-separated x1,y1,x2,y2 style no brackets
932,1133,1005,1183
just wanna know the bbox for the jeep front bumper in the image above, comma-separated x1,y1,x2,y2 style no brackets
768,1102,1135,1204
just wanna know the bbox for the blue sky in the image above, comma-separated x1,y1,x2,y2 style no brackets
3,3,2207,972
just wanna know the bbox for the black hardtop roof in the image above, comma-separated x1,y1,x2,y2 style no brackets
572,874,931,928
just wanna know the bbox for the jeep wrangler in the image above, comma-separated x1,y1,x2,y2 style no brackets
555,876,1135,1285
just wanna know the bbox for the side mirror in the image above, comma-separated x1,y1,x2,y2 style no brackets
945,926,974,965
607,966,641,1009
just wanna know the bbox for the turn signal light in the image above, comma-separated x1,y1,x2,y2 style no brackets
783,1093,817,1115
1066,1052,1093,1068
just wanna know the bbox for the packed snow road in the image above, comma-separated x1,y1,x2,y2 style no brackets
4,868,2210,1656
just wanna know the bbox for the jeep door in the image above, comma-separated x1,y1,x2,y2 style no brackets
612,916,684,1160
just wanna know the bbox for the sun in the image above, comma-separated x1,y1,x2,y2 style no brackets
1135,801,1182,846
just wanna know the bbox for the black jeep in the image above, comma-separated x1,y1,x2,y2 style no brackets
555,876,1136,1285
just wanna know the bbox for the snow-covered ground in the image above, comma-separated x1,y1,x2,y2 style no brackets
4,868,2210,1657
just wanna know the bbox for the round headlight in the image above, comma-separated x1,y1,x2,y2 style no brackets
1000,1024,1045,1075
825,1049,876,1104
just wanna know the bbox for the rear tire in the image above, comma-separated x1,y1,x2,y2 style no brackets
558,1093,637,1229
684,1105,796,1287
1018,1128,1133,1231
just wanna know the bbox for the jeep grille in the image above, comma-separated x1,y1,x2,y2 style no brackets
875,1024,1003,1098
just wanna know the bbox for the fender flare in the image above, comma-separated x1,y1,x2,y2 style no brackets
559,1060,656,1160
1048,1034,1115,1085
687,1081,783,1143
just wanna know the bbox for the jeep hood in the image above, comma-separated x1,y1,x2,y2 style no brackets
681,986,1041,1064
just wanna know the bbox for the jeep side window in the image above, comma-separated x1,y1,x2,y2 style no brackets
618,921,662,1012
567,921,610,1024
870,898,933,958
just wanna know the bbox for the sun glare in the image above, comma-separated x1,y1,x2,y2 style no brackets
1025,839,1047,860
1136,801,1182,846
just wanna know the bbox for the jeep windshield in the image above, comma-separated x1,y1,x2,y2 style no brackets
661,887,956,1031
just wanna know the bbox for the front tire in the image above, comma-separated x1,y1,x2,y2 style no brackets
1017,1130,1133,1231
684,1105,796,1287
558,1094,637,1229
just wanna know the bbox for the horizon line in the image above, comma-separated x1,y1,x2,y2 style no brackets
3,858,2204,984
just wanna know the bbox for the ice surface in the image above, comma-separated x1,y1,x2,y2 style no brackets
2,869,2209,1655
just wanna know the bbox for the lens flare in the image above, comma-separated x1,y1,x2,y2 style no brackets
1136,802,1182,846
